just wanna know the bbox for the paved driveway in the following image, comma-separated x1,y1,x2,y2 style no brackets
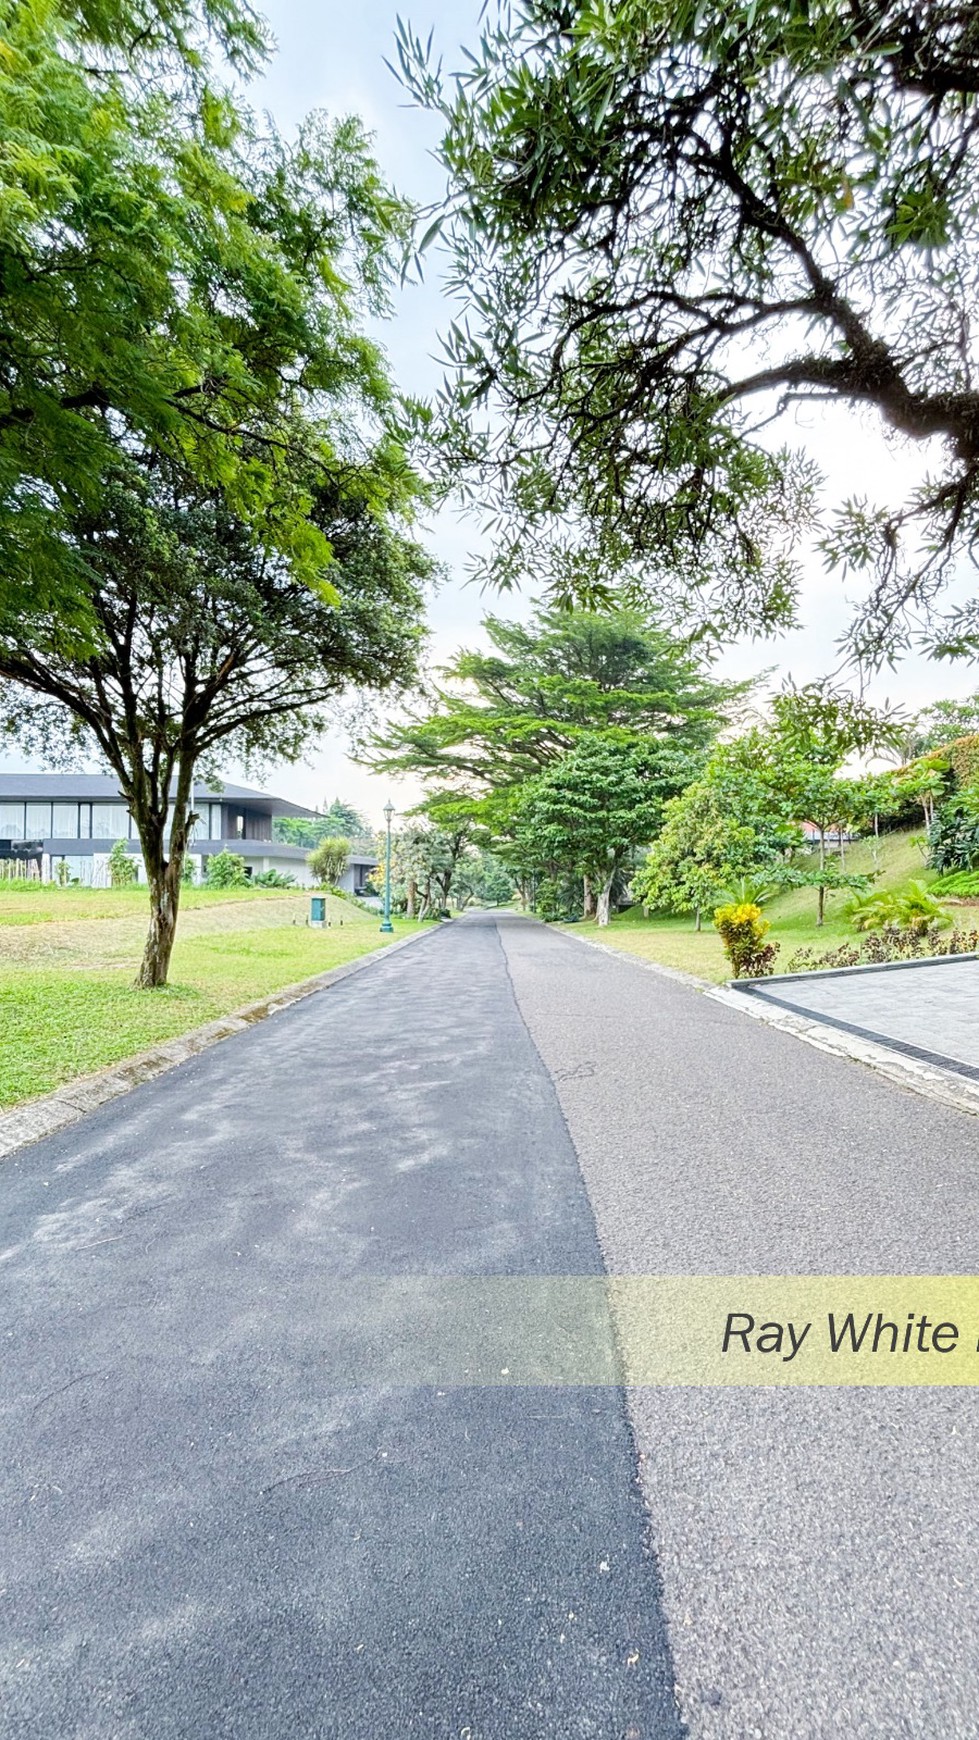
4,913,979,1738
734,953,979,1078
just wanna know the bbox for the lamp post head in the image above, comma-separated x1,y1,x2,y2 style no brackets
383,801,394,826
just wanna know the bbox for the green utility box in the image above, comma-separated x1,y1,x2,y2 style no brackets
310,895,327,927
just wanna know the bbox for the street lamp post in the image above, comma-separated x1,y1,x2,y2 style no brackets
380,801,394,933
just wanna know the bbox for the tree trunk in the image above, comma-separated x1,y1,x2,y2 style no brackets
582,874,596,920
406,876,417,919
694,908,702,932
596,870,615,927
817,828,826,926
817,880,825,927
133,755,195,989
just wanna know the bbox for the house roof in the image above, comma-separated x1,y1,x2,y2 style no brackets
0,772,317,820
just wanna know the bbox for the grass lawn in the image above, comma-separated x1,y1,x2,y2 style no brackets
0,885,413,1108
563,829,948,985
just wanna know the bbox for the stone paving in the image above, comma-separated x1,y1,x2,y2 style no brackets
740,954,979,1077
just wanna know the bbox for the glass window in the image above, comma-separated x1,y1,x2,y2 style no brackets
78,805,91,839
52,803,78,838
25,803,51,839
0,802,24,839
91,803,128,839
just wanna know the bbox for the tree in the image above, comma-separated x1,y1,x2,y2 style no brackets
364,602,737,913
632,784,761,931
308,836,351,887
399,1,979,661
1,0,412,629
0,459,429,987
759,687,899,921
274,799,370,849
371,819,464,918
455,851,514,909
511,736,666,925
903,694,979,757
366,604,737,794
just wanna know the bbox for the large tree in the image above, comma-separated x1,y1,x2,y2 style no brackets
0,460,429,985
511,735,672,924
399,1,979,662
364,603,738,794
1,0,410,625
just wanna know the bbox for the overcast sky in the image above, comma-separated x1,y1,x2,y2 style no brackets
5,0,977,821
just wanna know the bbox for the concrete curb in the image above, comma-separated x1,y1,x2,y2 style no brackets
0,924,437,1162
708,983,979,1121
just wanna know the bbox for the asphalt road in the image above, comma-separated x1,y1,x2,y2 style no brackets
4,911,979,1738
1,914,680,1740
500,919,979,1739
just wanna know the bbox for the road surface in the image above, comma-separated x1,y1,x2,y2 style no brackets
3,912,979,1738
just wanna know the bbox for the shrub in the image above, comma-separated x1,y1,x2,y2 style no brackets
533,877,567,922
787,924,979,973
713,901,780,978
844,879,950,935
932,870,979,897
927,795,979,872
843,888,900,932
893,879,950,934
307,836,350,887
108,839,138,886
252,869,296,888
204,850,248,889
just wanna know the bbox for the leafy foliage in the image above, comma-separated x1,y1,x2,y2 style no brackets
274,799,370,849
307,837,351,886
843,880,950,935
927,794,979,872
713,903,779,979
0,458,429,985
787,925,979,974
0,0,414,631
204,850,248,888
511,736,667,925
108,839,138,886
363,603,738,814
931,870,979,897
398,0,979,659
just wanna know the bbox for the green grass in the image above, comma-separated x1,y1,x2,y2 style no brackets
563,829,945,985
0,882,297,926
0,885,413,1107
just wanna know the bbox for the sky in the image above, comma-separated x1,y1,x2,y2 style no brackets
4,0,977,821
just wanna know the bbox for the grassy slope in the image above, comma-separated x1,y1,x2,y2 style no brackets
563,829,939,985
0,886,410,1107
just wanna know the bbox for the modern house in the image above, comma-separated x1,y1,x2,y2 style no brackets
0,774,378,893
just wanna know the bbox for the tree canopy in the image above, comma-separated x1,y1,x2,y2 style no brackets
274,797,371,848
0,457,430,984
364,602,740,804
511,735,667,924
398,0,979,661
0,0,412,629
